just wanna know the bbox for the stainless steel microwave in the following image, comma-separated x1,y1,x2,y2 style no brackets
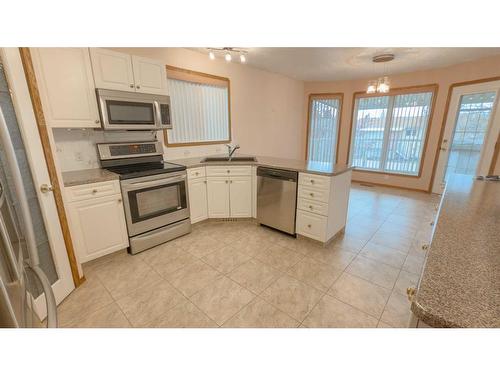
96,88,171,130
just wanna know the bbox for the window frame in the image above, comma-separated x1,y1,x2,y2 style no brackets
305,93,344,163
347,84,438,178
163,65,232,147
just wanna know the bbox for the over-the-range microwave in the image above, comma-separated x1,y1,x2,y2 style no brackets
96,88,171,131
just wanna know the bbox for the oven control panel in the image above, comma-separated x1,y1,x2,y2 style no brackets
97,141,162,160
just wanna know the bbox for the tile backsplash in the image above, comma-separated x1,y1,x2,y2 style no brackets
53,129,157,172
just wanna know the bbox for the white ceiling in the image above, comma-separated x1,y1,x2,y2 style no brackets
193,48,500,82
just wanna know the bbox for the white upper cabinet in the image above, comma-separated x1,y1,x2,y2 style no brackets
89,48,135,92
31,48,101,129
90,48,168,95
131,55,168,95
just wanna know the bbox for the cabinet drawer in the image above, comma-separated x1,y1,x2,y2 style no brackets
187,167,206,180
206,165,252,177
297,197,329,216
65,180,121,202
299,173,330,190
296,210,327,242
298,185,329,203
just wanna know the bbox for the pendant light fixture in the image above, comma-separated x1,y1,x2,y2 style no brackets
207,47,248,64
366,53,394,94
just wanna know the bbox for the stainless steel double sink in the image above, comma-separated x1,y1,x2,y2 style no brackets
201,156,258,162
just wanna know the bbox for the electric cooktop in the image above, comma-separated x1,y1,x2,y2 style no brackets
105,161,186,180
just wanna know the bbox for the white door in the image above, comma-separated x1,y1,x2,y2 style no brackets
90,48,135,92
30,48,101,129
229,176,252,218
188,179,208,224
67,195,129,263
131,55,168,95
1,48,75,320
207,177,230,218
432,81,500,193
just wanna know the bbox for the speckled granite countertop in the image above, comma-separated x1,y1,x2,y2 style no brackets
62,168,119,187
172,154,353,176
411,174,500,328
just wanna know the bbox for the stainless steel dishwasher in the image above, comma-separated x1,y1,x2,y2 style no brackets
257,167,298,235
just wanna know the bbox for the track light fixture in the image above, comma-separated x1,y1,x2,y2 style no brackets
207,48,248,64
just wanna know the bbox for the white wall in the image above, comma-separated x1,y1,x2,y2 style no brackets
112,48,306,161
53,48,306,171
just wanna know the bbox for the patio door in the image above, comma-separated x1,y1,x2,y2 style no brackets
431,81,500,194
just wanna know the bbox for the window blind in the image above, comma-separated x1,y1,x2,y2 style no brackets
307,97,341,166
350,90,433,175
166,78,230,144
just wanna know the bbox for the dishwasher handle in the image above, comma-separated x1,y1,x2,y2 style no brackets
257,167,298,181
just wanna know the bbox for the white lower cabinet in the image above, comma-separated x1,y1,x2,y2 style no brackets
66,181,129,263
229,176,252,217
188,178,208,224
201,166,253,219
206,177,230,218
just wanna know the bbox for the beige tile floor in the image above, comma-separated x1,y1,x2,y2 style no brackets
57,183,440,328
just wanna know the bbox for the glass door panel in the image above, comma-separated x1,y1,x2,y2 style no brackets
445,92,496,178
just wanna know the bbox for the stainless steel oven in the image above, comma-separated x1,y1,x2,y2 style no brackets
120,171,189,237
96,89,171,130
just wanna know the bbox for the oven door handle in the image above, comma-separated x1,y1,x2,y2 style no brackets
122,175,185,190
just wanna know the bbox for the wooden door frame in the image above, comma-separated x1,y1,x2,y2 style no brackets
18,47,83,287
305,93,344,162
428,76,500,192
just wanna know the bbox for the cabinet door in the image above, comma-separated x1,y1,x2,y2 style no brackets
90,48,135,92
188,179,208,224
131,55,168,95
229,176,252,218
206,177,230,218
68,194,129,263
31,48,101,128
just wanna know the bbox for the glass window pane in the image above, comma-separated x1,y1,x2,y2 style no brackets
351,96,390,171
307,97,341,166
445,91,496,177
384,92,432,175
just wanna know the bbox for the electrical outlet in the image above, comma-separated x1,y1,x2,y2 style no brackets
75,152,83,162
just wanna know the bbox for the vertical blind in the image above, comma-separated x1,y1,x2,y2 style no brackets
350,91,433,175
166,78,230,144
307,97,341,166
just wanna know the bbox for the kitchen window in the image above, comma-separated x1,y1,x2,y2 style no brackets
306,94,342,167
164,66,231,146
349,87,436,176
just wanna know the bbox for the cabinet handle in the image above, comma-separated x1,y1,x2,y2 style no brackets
309,192,314,197
92,189,98,194
94,119,100,124
430,221,435,227
309,205,313,210
310,179,315,184
307,224,312,228
227,170,230,173
225,180,228,184
195,172,199,176
118,198,122,203
204,181,207,184
421,244,429,251
136,85,141,89
129,84,134,88
406,287,416,302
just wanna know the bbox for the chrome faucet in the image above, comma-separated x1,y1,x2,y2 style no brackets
225,144,240,161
